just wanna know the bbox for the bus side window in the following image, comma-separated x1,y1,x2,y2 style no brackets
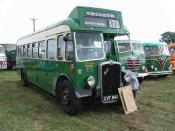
47,39,56,60
27,44,32,58
23,45,27,57
38,41,46,59
17,46,19,57
20,45,23,57
32,43,38,58
66,33,74,61
57,35,65,60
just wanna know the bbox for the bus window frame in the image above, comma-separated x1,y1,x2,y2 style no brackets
74,31,105,62
19,45,23,57
46,38,56,60
57,35,65,61
38,40,46,59
23,44,27,58
116,41,132,53
131,42,144,53
32,42,38,59
65,33,74,61
27,43,32,58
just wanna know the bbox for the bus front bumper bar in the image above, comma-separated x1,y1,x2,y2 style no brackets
148,71,173,76
75,89,92,98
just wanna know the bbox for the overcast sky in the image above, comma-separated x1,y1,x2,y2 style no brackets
0,0,175,43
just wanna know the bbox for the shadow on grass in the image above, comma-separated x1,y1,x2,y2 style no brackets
25,83,124,116
144,75,168,81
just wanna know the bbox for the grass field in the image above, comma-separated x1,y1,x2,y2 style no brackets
0,70,175,131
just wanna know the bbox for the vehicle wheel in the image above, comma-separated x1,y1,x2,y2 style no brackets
159,75,167,78
138,77,144,84
11,64,16,70
21,70,28,86
60,80,81,115
133,90,136,98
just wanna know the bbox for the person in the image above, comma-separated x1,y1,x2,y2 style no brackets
122,70,140,91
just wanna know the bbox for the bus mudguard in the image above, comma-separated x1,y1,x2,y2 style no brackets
53,74,92,98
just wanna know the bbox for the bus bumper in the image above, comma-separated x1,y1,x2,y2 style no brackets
135,73,148,77
0,64,7,69
148,71,173,76
75,89,92,98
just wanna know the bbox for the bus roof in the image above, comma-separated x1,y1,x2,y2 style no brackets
0,44,16,51
18,6,129,41
114,40,141,44
143,42,167,47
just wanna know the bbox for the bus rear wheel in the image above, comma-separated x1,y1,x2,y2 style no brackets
60,80,81,115
21,70,28,86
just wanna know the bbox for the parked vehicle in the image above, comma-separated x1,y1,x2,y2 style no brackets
143,42,172,76
113,40,147,83
0,45,7,70
16,6,138,115
2,44,16,70
168,43,175,72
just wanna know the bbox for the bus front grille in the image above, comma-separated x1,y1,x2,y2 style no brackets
99,61,121,103
127,58,140,70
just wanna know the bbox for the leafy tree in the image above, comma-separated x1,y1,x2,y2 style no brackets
160,31,175,44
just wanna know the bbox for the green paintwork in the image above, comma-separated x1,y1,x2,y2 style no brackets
106,40,147,77
1,44,16,69
117,41,146,76
143,42,172,75
17,6,130,96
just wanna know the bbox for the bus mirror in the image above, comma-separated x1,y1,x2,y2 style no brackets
63,36,68,41
64,34,72,42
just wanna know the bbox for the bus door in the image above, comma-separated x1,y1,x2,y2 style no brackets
104,40,117,61
54,33,74,84
41,38,57,93
37,40,51,92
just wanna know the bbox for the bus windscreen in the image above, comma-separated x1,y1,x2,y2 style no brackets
0,47,5,56
75,32,104,61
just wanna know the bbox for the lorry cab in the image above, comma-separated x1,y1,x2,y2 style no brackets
0,45,7,70
105,39,148,83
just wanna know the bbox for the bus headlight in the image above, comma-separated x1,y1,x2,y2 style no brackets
87,76,95,87
124,73,131,83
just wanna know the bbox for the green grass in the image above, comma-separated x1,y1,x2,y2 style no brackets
0,71,175,131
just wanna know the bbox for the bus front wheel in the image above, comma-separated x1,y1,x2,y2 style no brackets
60,80,81,115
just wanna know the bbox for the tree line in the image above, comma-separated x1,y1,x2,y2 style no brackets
160,31,175,44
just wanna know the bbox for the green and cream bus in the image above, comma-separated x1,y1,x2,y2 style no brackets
16,6,137,115
143,42,172,76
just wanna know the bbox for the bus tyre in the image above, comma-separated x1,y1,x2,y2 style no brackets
159,75,167,78
11,64,16,70
138,77,143,84
133,90,136,98
60,80,81,115
21,70,28,87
